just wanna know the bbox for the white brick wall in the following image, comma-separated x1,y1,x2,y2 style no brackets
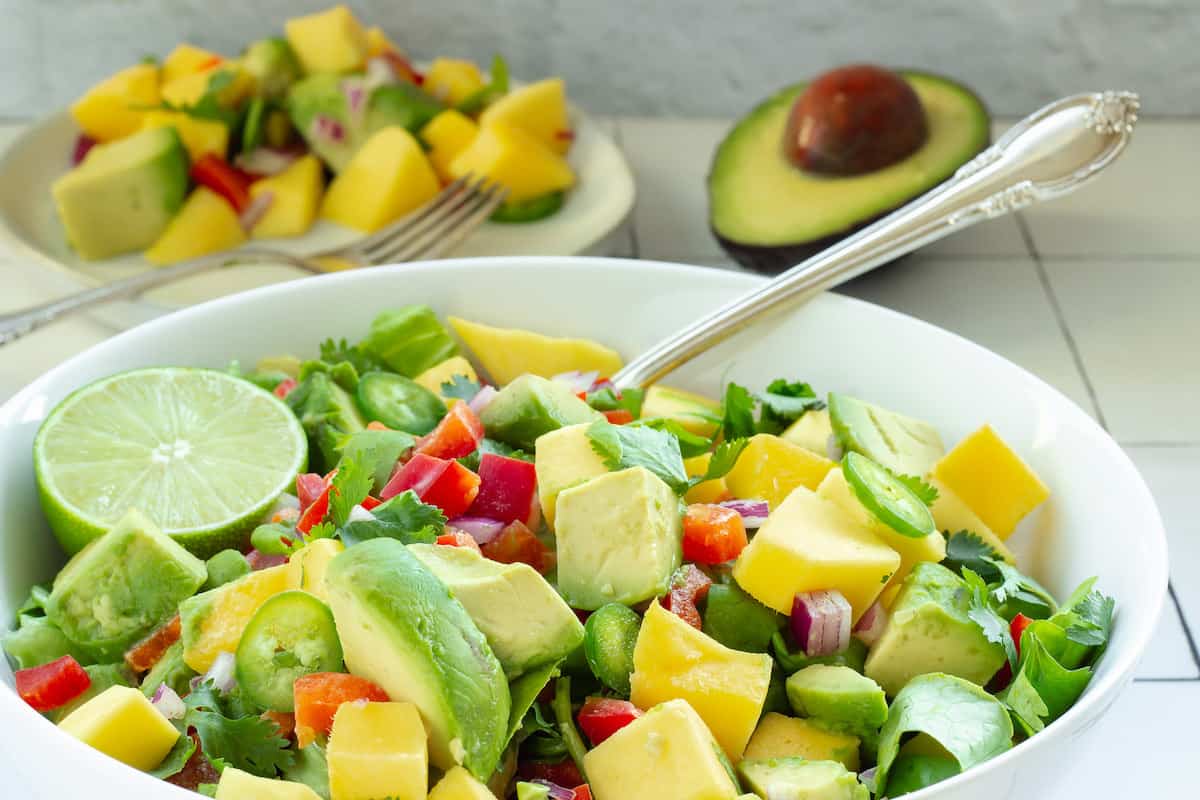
2,0,1193,119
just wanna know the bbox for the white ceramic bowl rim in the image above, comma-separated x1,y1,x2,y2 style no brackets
0,257,1169,799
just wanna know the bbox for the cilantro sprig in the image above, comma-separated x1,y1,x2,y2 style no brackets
585,420,746,494
720,378,825,439
182,680,294,777
440,374,483,402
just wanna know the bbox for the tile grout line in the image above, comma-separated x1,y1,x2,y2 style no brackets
1016,214,1110,431
1119,441,1200,449
1167,583,1200,674
1133,676,1200,683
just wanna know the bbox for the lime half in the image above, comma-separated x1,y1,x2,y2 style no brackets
34,368,307,558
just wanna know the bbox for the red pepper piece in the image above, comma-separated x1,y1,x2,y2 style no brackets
416,403,484,460
577,697,643,746
682,504,748,564
15,655,91,712
467,453,537,524
662,564,713,629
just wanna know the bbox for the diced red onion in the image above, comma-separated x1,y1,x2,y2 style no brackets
235,147,298,176
262,493,299,523
530,780,575,800
718,499,770,529
347,504,375,524
310,114,346,145
449,516,506,545
792,589,852,657
340,77,369,119
853,600,888,646
151,683,186,720
551,370,599,394
827,433,845,462
468,384,498,414
364,57,398,91
196,651,237,694
246,549,287,571
859,767,877,794
238,191,273,232
72,134,97,166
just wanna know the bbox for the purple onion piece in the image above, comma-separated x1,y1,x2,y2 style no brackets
151,683,186,720
468,384,498,414
793,590,852,657
201,652,238,694
449,516,506,545
340,78,368,117
310,114,346,144
364,57,398,91
551,370,599,394
827,590,853,653
718,499,770,529
791,592,824,657
531,780,575,800
859,767,878,794
238,191,274,232
247,550,287,571
853,600,888,646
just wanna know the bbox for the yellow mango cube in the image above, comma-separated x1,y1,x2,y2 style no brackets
732,486,900,620
420,110,480,182
534,423,610,529
448,121,575,203
285,537,344,602
424,59,486,107
364,26,400,58
328,701,428,800
932,424,1050,539
414,356,480,398
58,686,180,771
250,154,325,239
928,478,1015,563
162,44,224,84
684,453,729,505
630,601,772,760
743,712,860,770
215,768,323,800
480,78,572,155
180,563,294,672
70,63,160,142
724,434,836,508
781,408,834,456
145,187,247,266
321,127,439,233
428,766,498,800
584,699,740,800
160,66,253,109
285,4,369,75
816,467,945,595
640,385,721,437
448,316,622,387
141,109,229,161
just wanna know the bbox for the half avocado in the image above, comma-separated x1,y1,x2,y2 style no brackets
708,72,989,273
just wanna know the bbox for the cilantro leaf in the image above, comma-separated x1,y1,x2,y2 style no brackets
306,521,337,542
893,472,939,505
336,428,416,492
184,681,294,777
156,69,242,127
757,379,823,434
691,438,749,488
319,338,386,376
457,54,510,115
328,454,374,527
962,568,1019,668
586,420,689,493
942,531,1002,580
340,490,445,546
587,386,645,418
720,383,758,440
989,560,1057,619
634,418,712,459
148,733,196,779
440,374,483,402
1050,577,1114,649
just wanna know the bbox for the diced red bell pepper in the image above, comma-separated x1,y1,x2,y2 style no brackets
381,453,481,518
72,134,97,165
682,504,748,564
467,453,538,524
1011,613,1034,656
293,672,389,748
416,403,484,460
481,521,551,573
296,483,331,534
517,760,584,790
555,129,577,143
15,655,91,712
381,51,425,85
273,378,298,399
577,697,643,746
360,495,383,511
437,529,483,553
124,614,182,673
989,613,1037,690
662,564,713,630
296,473,328,513
247,549,288,570
190,154,253,213
601,409,635,425
262,710,296,740
572,785,592,800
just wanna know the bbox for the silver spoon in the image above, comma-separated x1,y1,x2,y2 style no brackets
612,90,1138,390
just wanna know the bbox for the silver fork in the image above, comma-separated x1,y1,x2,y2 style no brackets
0,174,508,345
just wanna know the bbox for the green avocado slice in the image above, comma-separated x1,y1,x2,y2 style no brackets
708,72,989,273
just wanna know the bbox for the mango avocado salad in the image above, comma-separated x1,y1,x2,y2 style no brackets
4,307,1115,800
52,4,576,265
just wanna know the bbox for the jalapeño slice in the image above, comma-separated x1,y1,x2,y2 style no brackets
842,451,936,539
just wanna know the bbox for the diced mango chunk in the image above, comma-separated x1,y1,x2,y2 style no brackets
428,766,498,800
424,59,486,107
364,26,399,59
449,121,575,203
327,701,428,800
683,453,729,505
732,486,899,620
285,4,369,75
180,563,294,672
250,154,325,239
584,699,740,800
781,408,834,456
816,467,945,595
534,423,610,529
160,66,253,109
640,386,721,437
630,601,772,760
215,768,323,800
285,537,344,602
321,126,439,233
928,477,1015,563
420,110,480,183
743,712,860,770
448,316,622,387
145,186,246,266
414,356,480,399
141,109,229,161
931,424,1050,539
724,434,836,508
480,78,572,155
58,686,180,771
162,44,224,84
70,63,160,142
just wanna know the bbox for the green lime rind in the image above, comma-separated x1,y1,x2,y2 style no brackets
34,367,307,558
843,451,936,539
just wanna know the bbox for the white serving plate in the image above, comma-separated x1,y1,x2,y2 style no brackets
0,109,634,329
0,257,1168,800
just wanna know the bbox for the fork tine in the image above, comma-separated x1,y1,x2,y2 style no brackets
385,182,509,263
325,174,474,261
359,175,490,264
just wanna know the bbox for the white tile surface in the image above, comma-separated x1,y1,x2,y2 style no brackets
1042,258,1200,443
1137,603,1199,679
835,254,1098,417
1024,122,1200,257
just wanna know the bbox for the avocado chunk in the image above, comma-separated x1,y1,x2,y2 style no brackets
828,392,944,477
51,126,190,260
242,38,302,99
46,509,207,662
708,72,989,273
785,665,887,738
703,581,786,653
554,467,683,610
140,640,197,699
736,757,869,800
408,543,584,678
883,753,961,797
324,538,510,779
2,615,87,670
480,374,603,451
864,562,1006,695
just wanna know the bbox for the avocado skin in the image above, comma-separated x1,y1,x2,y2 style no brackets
709,72,990,275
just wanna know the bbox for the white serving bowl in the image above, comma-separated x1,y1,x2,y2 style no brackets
0,257,1168,799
